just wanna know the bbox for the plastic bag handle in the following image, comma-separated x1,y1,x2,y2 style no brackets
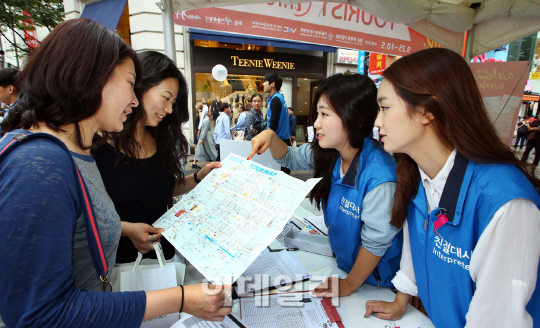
131,242,167,271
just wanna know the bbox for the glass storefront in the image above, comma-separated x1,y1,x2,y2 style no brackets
195,72,293,123
191,40,327,141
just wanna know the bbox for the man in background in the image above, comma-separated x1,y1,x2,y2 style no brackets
231,104,246,140
288,107,296,144
0,68,20,134
214,103,232,161
263,73,290,145
263,73,291,174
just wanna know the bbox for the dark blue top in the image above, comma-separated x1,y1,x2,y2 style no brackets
289,115,296,137
0,133,146,327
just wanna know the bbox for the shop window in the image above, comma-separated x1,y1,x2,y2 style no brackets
195,72,292,123
296,78,321,142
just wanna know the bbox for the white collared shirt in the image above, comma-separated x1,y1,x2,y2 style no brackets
392,150,540,328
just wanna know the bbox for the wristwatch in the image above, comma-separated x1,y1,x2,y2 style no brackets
193,170,201,184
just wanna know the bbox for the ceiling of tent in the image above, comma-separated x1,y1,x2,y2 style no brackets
170,0,540,57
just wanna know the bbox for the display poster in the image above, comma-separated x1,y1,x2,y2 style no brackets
174,2,445,57
470,61,530,146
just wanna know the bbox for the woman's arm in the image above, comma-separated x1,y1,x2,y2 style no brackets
248,129,289,160
364,221,417,320
313,246,381,297
314,183,398,297
0,142,148,328
465,199,540,328
365,291,412,320
144,284,232,322
121,221,164,254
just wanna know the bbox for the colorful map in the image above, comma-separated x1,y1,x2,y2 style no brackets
153,153,321,284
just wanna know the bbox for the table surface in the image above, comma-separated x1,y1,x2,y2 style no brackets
183,199,434,328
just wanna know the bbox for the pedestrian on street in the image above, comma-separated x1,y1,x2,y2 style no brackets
231,103,246,140
263,73,290,145
214,102,232,160
521,118,540,172
194,105,218,165
244,93,265,141
515,115,530,150
288,107,296,145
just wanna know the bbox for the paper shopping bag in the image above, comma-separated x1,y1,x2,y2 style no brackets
119,243,181,328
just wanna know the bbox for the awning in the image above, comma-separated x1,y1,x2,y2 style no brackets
189,28,337,53
171,0,540,58
80,0,127,31
523,95,540,102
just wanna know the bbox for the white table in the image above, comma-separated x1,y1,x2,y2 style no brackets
183,199,434,328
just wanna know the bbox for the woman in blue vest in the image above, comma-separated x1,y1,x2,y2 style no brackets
364,48,540,328
249,73,402,297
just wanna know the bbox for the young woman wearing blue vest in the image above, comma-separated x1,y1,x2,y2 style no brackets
364,48,540,328
249,73,402,298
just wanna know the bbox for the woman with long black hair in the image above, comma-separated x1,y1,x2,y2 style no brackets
0,19,229,327
249,73,402,297
364,48,540,328
94,51,220,263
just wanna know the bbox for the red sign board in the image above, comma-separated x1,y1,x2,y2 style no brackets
22,11,37,49
369,53,386,75
174,2,444,57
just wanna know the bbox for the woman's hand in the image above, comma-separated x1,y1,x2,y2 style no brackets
183,284,233,321
199,139,204,145
197,162,222,180
248,130,276,160
121,222,163,254
313,277,355,298
364,299,407,320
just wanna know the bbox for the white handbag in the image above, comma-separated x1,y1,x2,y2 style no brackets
115,243,186,328
233,130,245,141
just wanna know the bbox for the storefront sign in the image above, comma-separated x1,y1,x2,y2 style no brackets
231,56,295,69
193,47,325,77
525,80,534,92
337,48,358,64
369,53,386,75
174,2,445,57
470,61,530,146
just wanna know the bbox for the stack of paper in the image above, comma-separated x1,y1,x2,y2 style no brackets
235,250,311,295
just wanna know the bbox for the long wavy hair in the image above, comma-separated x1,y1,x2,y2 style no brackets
309,73,379,210
384,48,540,228
101,51,189,179
0,18,141,146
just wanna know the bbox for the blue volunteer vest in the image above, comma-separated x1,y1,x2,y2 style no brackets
266,92,290,140
323,137,402,287
408,153,540,328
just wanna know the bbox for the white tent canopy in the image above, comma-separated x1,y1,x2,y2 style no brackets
169,0,540,58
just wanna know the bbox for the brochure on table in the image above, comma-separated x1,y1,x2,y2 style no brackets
235,250,311,295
